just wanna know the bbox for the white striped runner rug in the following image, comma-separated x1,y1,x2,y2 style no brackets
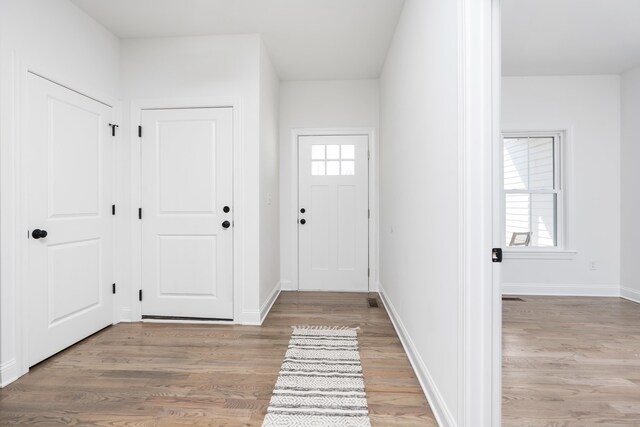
262,326,371,427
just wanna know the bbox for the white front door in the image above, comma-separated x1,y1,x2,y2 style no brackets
25,73,114,366
140,108,234,320
298,135,369,291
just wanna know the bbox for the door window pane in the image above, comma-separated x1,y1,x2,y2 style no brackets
326,161,340,176
341,160,355,175
341,145,355,159
312,145,325,160
326,145,340,160
312,161,325,176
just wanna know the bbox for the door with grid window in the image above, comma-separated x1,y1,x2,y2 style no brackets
298,135,369,291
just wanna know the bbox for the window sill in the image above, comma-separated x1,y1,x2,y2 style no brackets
502,250,577,260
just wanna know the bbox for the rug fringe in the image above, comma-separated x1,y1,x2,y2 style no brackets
291,325,360,331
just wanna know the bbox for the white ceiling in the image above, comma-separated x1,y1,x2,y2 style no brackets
70,0,405,81
502,0,640,76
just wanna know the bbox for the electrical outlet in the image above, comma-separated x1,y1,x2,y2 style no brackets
589,261,597,270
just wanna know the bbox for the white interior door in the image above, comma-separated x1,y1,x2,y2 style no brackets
298,135,369,291
25,73,114,367
141,108,233,320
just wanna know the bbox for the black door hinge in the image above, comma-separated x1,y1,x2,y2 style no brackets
112,283,116,294
139,289,143,301
138,208,142,219
112,205,116,215
108,123,119,137
138,126,142,138
492,248,503,263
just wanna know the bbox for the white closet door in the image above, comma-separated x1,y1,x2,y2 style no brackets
25,73,114,366
141,108,233,319
298,135,369,291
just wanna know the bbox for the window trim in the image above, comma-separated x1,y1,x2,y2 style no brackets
501,130,573,257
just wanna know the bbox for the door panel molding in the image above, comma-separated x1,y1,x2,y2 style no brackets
289,128,378,292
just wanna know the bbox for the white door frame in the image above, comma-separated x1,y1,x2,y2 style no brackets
130,98,244,323
3,58,120,383
290,128,378,292
459,0,502,425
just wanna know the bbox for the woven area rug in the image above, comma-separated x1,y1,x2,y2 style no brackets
262,326,371,427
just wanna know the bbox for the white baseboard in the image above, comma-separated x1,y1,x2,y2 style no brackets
502,282,619,297
280,280,296,291
260,282,281,324
0,359,18,388
240,310,261,325
119,307,132,322
621,286,640,304
241,282,282,326
378,283,456,427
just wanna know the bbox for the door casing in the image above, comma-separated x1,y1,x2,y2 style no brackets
10,62,120,381
130,98,244,324
289,128,378,292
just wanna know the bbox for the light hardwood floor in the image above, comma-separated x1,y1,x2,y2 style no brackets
503,296,640,426
0,291,436,426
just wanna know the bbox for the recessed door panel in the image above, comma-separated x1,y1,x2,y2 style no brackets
48,98,101,218
26,73,114,367
48,239,101,325
158,235,218,297
158,120,216,214
141,108,233,320
337,185,356,270
298,135,369,291
310,186,329,270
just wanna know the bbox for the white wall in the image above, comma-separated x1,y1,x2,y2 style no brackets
501,76,621,296
0,0,121,386
379,0,460,424
120,34,264,324
258,41,281,319
621,66,640,303
279,80,379,290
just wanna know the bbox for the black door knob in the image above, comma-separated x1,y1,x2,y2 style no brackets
222,220,231,229
32,229,48,239
223,206,230,213
300,219,306,225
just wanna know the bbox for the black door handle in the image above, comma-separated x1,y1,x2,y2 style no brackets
300,219,306,225
32,229,48,239
222,220,231,229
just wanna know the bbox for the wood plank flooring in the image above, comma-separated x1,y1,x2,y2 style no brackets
0,291,436,426
503,296,640,426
